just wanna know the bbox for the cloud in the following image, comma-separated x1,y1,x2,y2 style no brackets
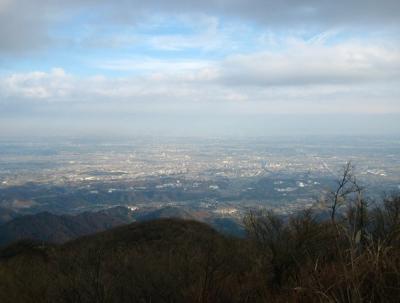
1,43,399,115
0,0,51,53
1,68,73,99
219,41,400,87
1,0,400,53
98,1,400,28
93,58,216,74
88,40,400,92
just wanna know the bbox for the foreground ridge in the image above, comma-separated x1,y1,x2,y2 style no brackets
1,194,400,303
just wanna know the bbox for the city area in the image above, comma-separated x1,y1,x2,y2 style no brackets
0,136,399,227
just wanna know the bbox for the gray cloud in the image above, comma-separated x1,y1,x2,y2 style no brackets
0,0,50,53
1,0,400,53
93,0,400,27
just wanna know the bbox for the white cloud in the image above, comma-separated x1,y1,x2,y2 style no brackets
1,54,399,115
2,68,73,99
220,41,400,86
93,58,216,74
1,37,399,116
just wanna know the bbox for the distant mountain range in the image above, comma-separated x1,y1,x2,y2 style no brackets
0,206,136,246
0,206,244,247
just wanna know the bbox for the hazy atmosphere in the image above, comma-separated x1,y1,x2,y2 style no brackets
1,0,399,137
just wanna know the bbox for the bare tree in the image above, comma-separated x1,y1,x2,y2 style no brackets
328,161,359,222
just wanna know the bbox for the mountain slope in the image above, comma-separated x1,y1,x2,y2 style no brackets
0,212,399,303
134,206,195,221
0,207,136,247
0,205,245,247
0,207,18,225
0,219,247,303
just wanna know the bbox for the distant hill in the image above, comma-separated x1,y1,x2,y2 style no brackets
66,218,220,250
134,206,195,221
0,205,245,247
0,207,136,247
134,206,245,237
0,207,19,225
206,217,245,237
98,205,137,222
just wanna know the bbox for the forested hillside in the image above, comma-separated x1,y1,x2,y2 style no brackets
1,194,399,302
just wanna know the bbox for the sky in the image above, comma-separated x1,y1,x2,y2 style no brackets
0,0,399,138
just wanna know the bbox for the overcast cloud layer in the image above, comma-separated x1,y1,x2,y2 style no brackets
0,0,399,137
1,0,400,53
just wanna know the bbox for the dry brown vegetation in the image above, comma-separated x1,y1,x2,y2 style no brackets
0,193,399,303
